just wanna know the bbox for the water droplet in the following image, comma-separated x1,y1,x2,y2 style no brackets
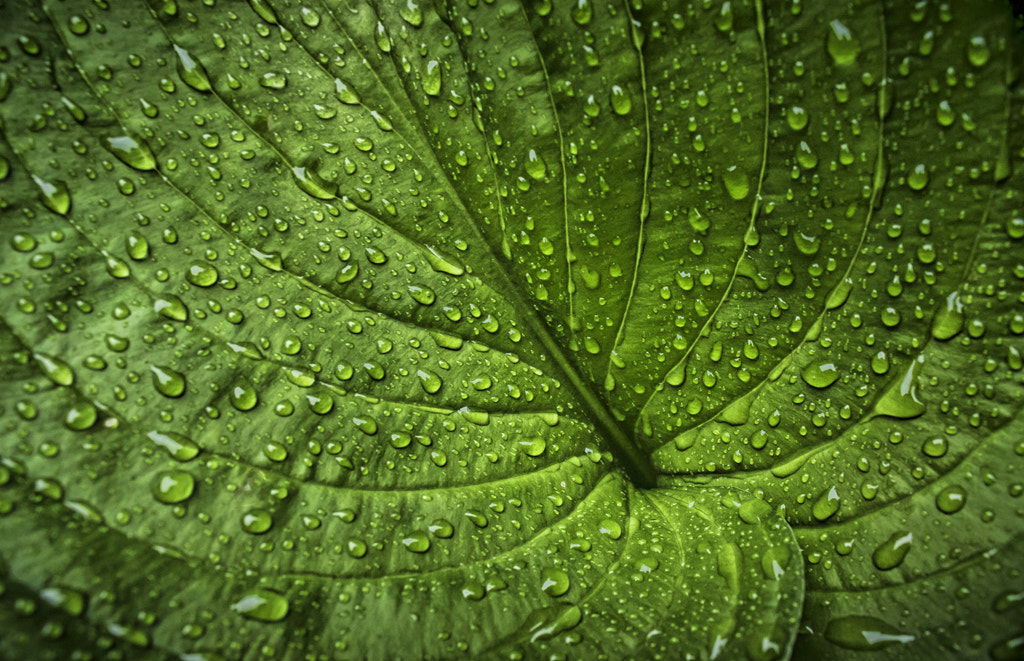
571,0,592,24
35,353,75,386
230,379,259,411
241,508,273,534
292,165,338,200
231,589,289,622
151,365,186,398
824,615,915,650
259,71,287,89
40,587,86,616
907,163,929,190
826,20,861,66
104,135,156,171
402,531,431,553
936,100,955,126
723,166,749,200
126,231,150,260
64,401,97,430
811,486,841,521
416,369,443,394
610,85,632,115
151,470,195,504
248,0,279,23
422,60,442,96
935,485,966,514
147,430,199,461
872,531,913,570
154,295,188,321
32,175,71,216
525,149,547,180
931,291,964,340
519,437,547,457
375,22,392,52
540,568,570,597
429,519,454,538
186,262,219,288
174,45,212,92
801,360,839,388
787,106,808,130
598,518,622,539
966,35,990,66
522,604,583,643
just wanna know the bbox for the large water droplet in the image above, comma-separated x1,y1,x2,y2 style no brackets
824,615,915,650
32,175,71,216
104,135,157,171
610,85,632,115
723,166,749,200
174,45,212,92
931,291,964,340
422,60,441,96
147,430,200,461
871,355,926,419
826,19,861,66
151,365,186,397
231,589,289,622
801,360,839,388
151,470,195,504
540,568,570,597
35,352,75,386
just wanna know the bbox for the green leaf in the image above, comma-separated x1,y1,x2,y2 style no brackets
0,1,1020,660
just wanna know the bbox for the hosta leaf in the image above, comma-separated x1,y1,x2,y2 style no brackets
0,0,1021,660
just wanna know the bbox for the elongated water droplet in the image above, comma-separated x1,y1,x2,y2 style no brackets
826,19,861,66
723,166,749,200
35,352,75,386
824,615,915,651
231,589,289,622
522,604,582,643
422,60,441,96
104,135,156,171
931,291,964,340
872,531,913,570
525,149,547,180
151,365,186,397
571,0,592,25
610,85,632,115
292,165,337,200
33,175,71,215
147,430,200,461
334,78,360,105
811,486,841,521
421,246,464,276
174,45,212,92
